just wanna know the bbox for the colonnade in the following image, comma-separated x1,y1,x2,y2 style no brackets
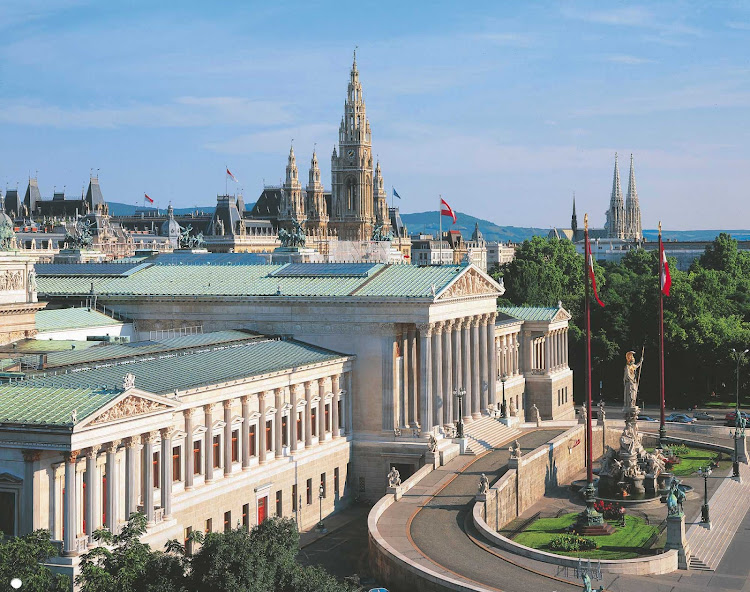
398,313,497,432
55,371,351,556
529,328,569,373
496,331,521,378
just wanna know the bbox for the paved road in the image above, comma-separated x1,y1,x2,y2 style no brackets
409,429,581,592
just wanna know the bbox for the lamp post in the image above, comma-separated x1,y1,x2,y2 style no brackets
317,484,327,533
731,348,748,478
501,374,507,418
455,388,466,438
297,494,302,530
698,466,711,528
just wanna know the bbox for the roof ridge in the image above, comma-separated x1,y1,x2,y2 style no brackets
347,264,390,296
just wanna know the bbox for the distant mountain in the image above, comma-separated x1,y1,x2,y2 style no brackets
643,229,750,242
107,202,216,216
400,211,546,243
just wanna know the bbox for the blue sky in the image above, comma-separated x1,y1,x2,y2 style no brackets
1,1,749,230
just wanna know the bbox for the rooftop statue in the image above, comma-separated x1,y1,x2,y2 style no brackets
63,219,94,250
278,217,307,248
372,223,393,242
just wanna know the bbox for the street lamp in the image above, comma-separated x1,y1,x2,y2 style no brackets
317,484,327,533
731,348,748,477
455,388,466,438
501,374,508,418
297,494,302,530
698,466,712,528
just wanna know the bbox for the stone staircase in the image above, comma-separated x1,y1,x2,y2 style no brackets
463,416,521,455
685,462,750,571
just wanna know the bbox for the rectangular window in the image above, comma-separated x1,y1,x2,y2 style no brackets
306,478,312,505
324,404,330,432
193,440,202,475
311,408,317,437
282,416,288,447
334,467,340,497
242,503,249,530
337,399,343,430
249,425,256,457
224,511,231,532
297,412,303,441
275,490,282,517
292,484,298,512
320,472,326,498
173,446,181,482
205,518,212,533
265,420,273,451
231,430,239,463
185,526,193,556
213,435,221,469
153,451,160,489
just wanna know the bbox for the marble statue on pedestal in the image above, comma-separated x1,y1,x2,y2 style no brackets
387,466,401,488
478,473,489,494
623,350,642,408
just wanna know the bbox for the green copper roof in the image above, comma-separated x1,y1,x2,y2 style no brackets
36,307,123,332
36,260,487,300
0,384,121,427
22,336,348,395
498,306,560,322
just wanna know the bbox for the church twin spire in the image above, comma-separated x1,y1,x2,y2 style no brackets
624,154,642,240
605,152,626,239
600,152,642,240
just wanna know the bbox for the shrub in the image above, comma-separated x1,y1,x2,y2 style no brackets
549,534,599,552
670,444,690,457
593,500,625,520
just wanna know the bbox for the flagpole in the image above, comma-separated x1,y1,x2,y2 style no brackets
439,195,442,265
585,213,593,486
659,221,666,444
225,166,228,196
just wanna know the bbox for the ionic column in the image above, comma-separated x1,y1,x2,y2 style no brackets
418,323,433,431
318,378,327,442
554,330,559,369
160,427,173,518
124,437,138,517
290,389,299,452
500,334,506,377
259,392,268,463
544,335,551,372
275,388,283,458
224,400,233,474
452,320,462,422
204,404,214,482
21,450,40,535
514,333,520,374
241,396,251,470
346,371,353,435
62,450,80,556
400,328,409,429
142,432,157,525
471,317,481,419
487,313,497,408
442,320,453,426
104,440,119,534
564,329,569,368
84,446,100,544
479,315,488,414
432,322,443,428
461,318,472,420
332,375,341,438
184,409,195,488
408,327,418,427
304,382,313,449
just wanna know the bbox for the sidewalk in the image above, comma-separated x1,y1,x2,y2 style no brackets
299,503,371,549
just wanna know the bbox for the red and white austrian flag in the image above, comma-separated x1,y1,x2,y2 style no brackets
440,198,456,224
660,238,671,296
587,247,605,307
226,168,239,183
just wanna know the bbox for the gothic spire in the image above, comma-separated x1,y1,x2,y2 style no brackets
625,153,642,240
308,149,322,190
571,193,578,234
626,153,638,204
606,152,625,239
285,143,299,187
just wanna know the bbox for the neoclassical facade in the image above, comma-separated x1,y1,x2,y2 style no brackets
0,332,352,579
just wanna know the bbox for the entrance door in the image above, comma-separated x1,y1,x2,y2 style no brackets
257,496,267,523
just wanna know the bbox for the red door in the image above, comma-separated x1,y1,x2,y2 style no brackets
257,497,267,523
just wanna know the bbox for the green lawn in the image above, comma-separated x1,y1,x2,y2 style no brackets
513,513,658,560
648,446,727,476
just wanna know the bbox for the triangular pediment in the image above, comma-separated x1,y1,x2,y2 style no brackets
552,307,572,322
436,266,504,301
83,390,177,427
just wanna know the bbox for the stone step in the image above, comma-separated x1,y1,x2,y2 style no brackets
463,417,520,455
688,556,712,571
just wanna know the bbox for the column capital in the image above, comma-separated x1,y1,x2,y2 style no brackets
317,377,327,387
416,322,433,337
62,450,80,463
274,387,283,396
160,426,175,440
479,313,489,325
471,316,482,329
240,394,250,405
84,445,101,459
432,320,444,334
203,403,215,414
22,449,41,462
487,312,497,324
222,399,233,410
142,431,159,445
183,407,195,419
123,436,138,449
443,318,455,331
104,440,121,453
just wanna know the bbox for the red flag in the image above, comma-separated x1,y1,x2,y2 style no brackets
144,193,154,203
660,236,671,296
440,198,456,224
587,240,605,307
226,168,238,183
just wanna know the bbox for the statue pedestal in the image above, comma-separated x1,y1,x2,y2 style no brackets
644,473,657,496
738,434,748,464
665,514,691,570
630,475,646,496
500,416,520,428
53,248,106,264
425,450,439,469
386,485,403,501
270,247,321,264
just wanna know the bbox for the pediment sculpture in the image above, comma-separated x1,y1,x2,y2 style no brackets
91,395,169,425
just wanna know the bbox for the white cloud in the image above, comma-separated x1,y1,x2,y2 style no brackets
0,97,292,129
204,124,338,156
604,55,654,65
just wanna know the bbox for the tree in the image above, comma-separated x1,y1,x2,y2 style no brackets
0,530,69,592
